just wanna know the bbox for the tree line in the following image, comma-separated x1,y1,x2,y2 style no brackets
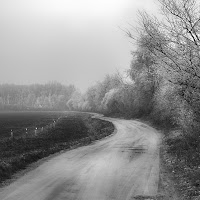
0,82,76,110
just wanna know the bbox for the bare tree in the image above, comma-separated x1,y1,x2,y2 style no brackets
129,0,200,91
126,0,200,118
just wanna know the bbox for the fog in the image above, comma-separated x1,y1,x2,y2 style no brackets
0,0,158,91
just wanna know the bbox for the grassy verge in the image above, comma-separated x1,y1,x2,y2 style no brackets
148,117,200,200
138,116,200,199
0,113,114,186
159,142,182,200
162,133,200,200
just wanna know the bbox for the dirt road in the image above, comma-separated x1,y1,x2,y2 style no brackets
0,116,161,200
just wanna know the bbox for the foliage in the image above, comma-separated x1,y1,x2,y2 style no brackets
164,132,200,199
66,73,124,113
133,0,200,123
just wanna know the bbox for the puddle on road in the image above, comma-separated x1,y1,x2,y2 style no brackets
126,145,147,161
113,144,147,161
133,195,164,200
113,145,146,152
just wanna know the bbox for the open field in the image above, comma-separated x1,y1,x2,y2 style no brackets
0,112,114,185
0,111,68,139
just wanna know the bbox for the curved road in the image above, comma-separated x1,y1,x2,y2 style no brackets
0,116,161,200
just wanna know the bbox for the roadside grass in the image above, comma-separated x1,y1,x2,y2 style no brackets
135,114,200,199
163,132,200,200
0,113,114,186
149,118,200,200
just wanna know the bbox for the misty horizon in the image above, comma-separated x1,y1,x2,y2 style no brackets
0,0,158,92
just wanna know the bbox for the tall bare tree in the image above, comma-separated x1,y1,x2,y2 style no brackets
128,0,200,116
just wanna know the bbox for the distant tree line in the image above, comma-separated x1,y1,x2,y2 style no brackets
0,82,76,111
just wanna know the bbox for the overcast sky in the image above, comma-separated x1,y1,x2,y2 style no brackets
0,0,158,91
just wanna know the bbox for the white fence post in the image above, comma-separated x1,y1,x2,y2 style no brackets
10,129,13,139
35,127,37,136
